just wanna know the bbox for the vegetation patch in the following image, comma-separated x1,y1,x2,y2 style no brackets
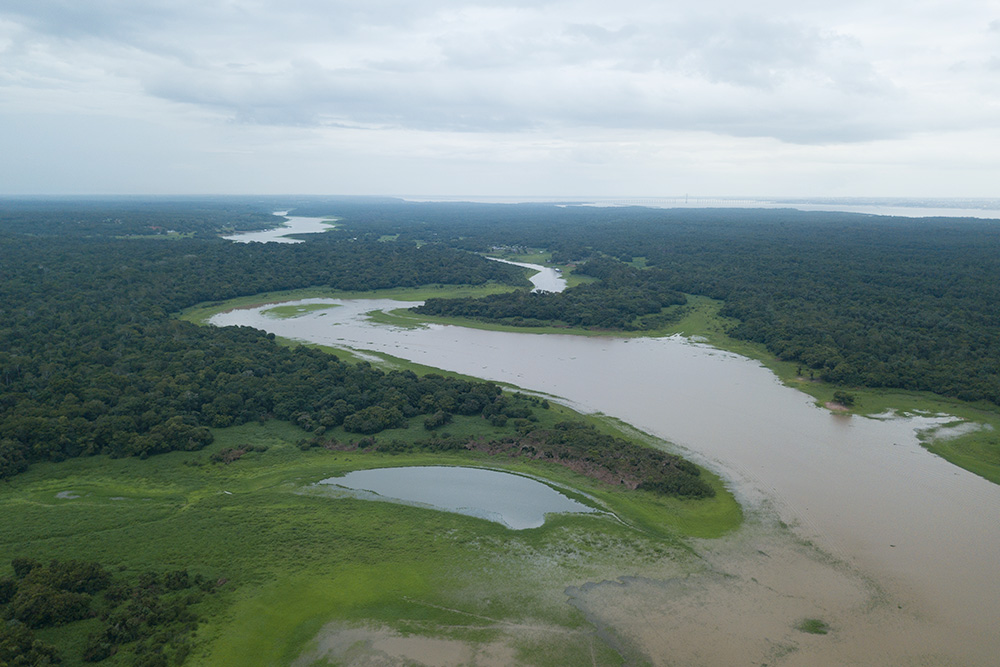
261,303,340,319
0,558,209,665
796,618,830,635
413,257,686,331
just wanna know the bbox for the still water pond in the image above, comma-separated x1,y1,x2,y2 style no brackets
317,466,595,529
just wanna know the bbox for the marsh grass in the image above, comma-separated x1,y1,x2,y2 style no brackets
796,618,830,635
2,415,736,665
262,303,341,318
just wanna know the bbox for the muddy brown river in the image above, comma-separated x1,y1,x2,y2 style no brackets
212,296,1000,665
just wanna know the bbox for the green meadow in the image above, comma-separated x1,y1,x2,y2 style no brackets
1,406,739,665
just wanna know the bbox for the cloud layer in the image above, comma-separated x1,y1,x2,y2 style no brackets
2,1,999,194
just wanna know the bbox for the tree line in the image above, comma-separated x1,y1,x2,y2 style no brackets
320,199,1000,405
0,207,527,479
415,257,687,330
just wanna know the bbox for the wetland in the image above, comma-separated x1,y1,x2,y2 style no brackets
6,199,1000,665
211,290,1000,665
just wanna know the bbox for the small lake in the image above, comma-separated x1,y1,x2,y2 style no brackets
317,466,596,529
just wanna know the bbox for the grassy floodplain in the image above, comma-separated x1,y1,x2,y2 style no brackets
177,283,523,327
1,414,739,666
6,282,742,665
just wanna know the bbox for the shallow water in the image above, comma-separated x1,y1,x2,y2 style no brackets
317,466,595,529
213,295,1000,662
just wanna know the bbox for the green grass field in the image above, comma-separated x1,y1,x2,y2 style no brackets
2,406,739,666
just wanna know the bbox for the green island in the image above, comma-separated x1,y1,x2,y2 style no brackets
3,196,1000,664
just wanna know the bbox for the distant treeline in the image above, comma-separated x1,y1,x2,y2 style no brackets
415,257,687,330
315,200,1000,405
0,196,284,238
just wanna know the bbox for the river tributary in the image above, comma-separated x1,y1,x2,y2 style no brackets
222,212,336,243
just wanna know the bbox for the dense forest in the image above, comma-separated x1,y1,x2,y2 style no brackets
416,257,687,330
0,207,529,479
0,200,710,502
0,558,207,665
0,197,284,238
4,195,1000,479
292,199,1000,405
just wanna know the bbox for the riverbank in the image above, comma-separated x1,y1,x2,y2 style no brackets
185,283,1000,485
659,295,1000,485
205,289,1000,665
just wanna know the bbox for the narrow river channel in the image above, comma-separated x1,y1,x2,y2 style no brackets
212,218,1000,664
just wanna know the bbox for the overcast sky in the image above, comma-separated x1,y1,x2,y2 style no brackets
2,1,998,196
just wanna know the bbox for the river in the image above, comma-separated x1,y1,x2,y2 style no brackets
213,212,1000,663
212,294,1000,664
222,212,336,243
487,257,566,293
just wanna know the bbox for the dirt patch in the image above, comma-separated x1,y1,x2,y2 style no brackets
293,623,535,666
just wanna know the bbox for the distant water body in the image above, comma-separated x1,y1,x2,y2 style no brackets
399,196,1000,220
222,212,336,243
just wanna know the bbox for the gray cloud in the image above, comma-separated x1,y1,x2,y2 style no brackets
25,5,901,144
1,1,998,194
